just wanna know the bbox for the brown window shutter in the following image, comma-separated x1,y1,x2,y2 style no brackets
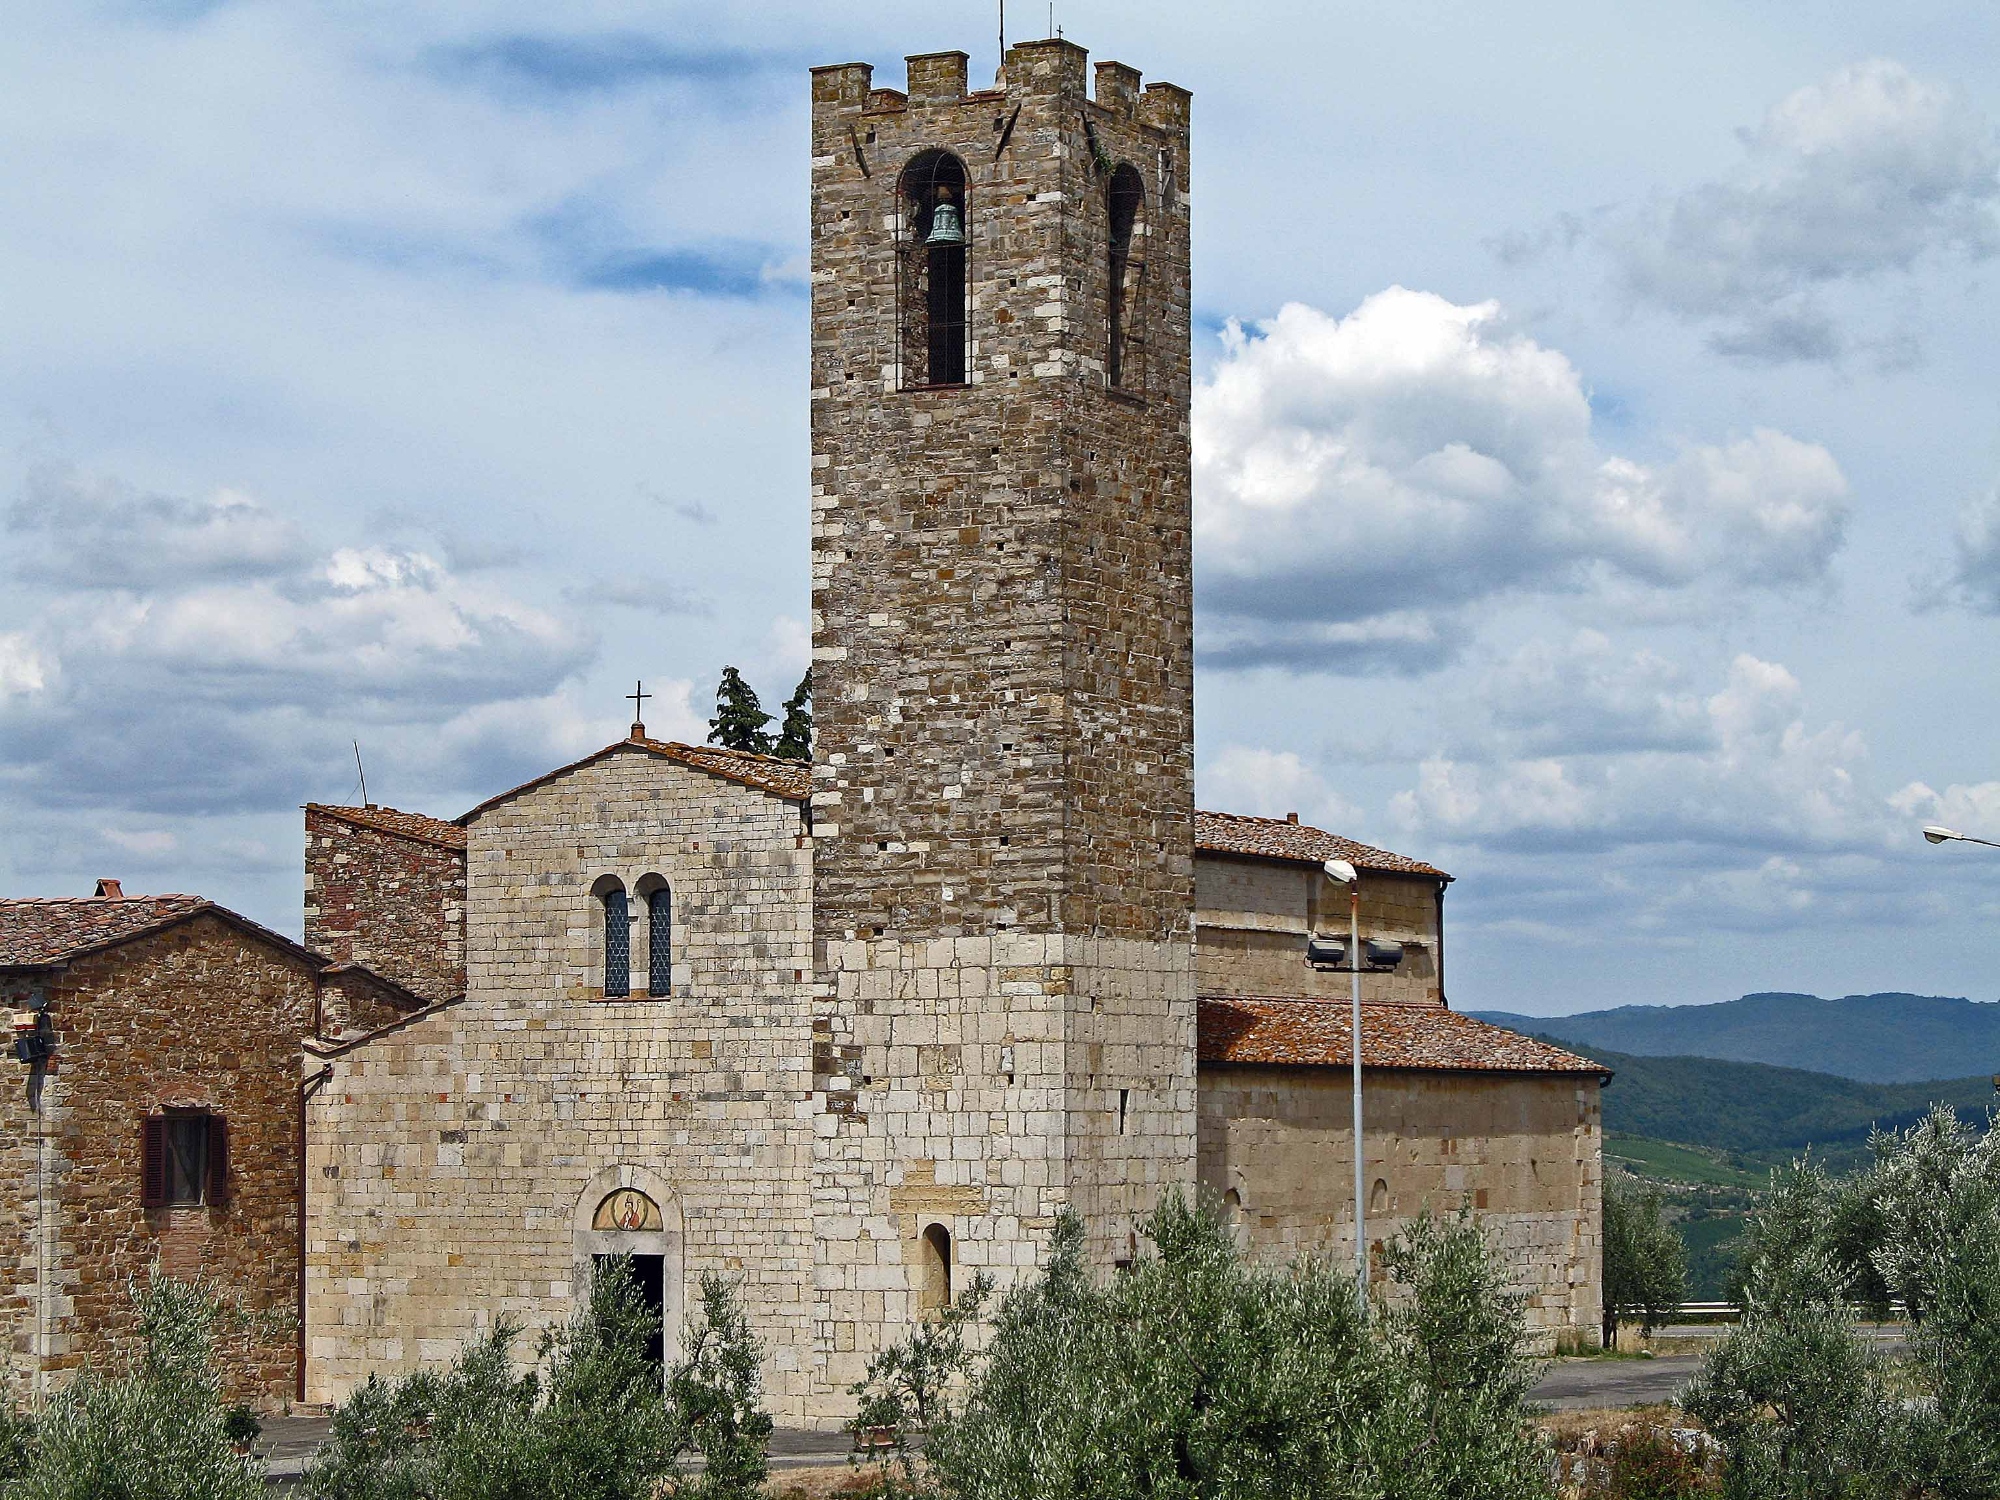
206,1115,230,1206
141,1117,167,1208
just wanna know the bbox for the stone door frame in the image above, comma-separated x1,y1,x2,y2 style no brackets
571,1165,685,1370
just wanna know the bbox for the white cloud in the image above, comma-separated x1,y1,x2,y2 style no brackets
1890,779,2000,842
1603,60,2000,361
0,467,597,814
98,828,178,857
1200,745,1363,830
0,634,45,699
1923,478,2000,614
1192,291,1848,672
1393,654,1882,854
1479,631,1708,755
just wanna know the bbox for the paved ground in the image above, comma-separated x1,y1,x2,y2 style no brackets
1529,1355,1703,1410
254,1357,1737,1482
256,1415,859,1483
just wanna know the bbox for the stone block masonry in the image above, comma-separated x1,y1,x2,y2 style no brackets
305,805,467,1005
304,748,822,1420
806,38,1198,1394
0,916,317,1409
1199,1068,1605,1346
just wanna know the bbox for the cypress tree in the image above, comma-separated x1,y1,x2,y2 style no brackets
708,667,773,755
774,669,812,762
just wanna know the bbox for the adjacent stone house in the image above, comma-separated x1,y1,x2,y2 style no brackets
0,882,427,1411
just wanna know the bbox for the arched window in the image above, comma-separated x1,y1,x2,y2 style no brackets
898,150,969,389
599,881,630,997
646,884,672,998
919,1222,952,1313
1107,164,1146,389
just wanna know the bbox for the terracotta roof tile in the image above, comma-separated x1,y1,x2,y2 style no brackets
1195,810,1448,879
308,804,467,850
1198,996,1608,1076
458,736,811,823
0,895,320,971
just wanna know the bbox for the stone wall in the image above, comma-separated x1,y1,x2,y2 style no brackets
805,39,1199,1385
304,747,821,1418
1198,1065,1603,1345
304,807,466,1004
1195,856,1443,1005
0,916,315,1409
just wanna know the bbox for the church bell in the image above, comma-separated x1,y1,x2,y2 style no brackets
924,189,965,247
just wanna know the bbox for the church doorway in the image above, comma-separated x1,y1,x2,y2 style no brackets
573,1168,683,1375
593,1252,667,1367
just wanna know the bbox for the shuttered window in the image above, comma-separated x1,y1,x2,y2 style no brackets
141,1113,226,1207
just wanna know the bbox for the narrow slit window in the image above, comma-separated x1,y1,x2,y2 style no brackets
602,885,630,997
919,1223,953,1313
1107,164,1146,390
647,885,672,997
898,150,969,389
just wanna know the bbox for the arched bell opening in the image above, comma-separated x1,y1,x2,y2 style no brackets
1106,163,1146,390
897,150,969,389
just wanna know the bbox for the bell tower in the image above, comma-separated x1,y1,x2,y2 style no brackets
806,40,1195,1395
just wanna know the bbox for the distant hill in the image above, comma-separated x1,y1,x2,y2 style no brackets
1564,1041,1994,1159
1472,992,2000,1083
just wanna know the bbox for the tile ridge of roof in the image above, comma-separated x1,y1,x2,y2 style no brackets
458,734,808,823
0,893,207,906
307,802,467,847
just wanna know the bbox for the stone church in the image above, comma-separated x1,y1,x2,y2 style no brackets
291,38,1607,1425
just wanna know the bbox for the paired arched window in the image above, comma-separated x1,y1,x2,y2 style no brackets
919,1222,953,1313
599,881,631,998
646,883,672,998
1107,164,1146,390
898,150,969,389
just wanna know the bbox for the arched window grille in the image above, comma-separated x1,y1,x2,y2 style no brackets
646,885,672,998
1107,164,1146,390
601,884,630,997
897,150,969,389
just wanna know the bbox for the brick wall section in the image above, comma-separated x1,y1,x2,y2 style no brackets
304,806,466,1004
805,40,1198,1390
1199,1067,1604,1345
0,916,314,1408
304,749,820,1418
1195,856,1444,1005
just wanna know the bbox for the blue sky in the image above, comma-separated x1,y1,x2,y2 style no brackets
3,1,1999,1015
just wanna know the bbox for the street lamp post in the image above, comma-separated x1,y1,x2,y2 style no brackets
1923,824,2000,851
1322,858,1366,1299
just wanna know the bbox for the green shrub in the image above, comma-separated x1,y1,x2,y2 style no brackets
306,1257,772,1500
7,1274,264,1500
1602,1183,1688,1342
853,1192,1552,1500
671,1272,777,1500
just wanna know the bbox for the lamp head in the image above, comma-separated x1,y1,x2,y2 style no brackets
1323,859,1358,886
1924,825,1959,845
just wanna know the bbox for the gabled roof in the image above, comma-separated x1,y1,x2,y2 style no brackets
1194,810,1448,879
1198,996,1608,1076
0,895,323,972
457,735,811,824
307,804,467,851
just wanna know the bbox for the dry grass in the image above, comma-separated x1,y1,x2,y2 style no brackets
763,1461,900,1499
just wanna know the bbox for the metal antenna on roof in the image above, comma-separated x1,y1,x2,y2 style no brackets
352,740,369,809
